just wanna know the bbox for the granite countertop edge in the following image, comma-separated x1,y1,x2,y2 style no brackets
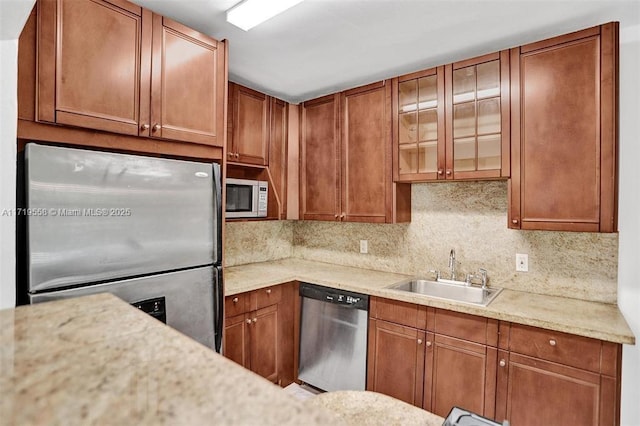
224,258,636,345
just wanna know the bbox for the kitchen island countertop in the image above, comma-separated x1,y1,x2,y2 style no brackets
0,293,342,426
225,258,635,345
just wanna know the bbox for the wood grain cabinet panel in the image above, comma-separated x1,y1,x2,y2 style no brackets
509,23,618,232
228,83,270,165
366,318,425,406
35,0,225,148
300,82,411,223
300,94,342,221
150,17,224,146
223,284,295,386
269,97,288,219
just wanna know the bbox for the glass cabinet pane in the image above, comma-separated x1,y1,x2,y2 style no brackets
477,98,501,134
477,134,501,170
418,76,437,109
419,142,438,173
453,103,475,138
453,67,475,103
399,144,418,174
453,137,476,171
399,112,417,143
399,80,418,113
418,109,438,141
477,60,500,99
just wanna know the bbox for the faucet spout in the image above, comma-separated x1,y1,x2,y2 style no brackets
448,249,456,280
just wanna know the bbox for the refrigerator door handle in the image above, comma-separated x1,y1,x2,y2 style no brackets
213,163,223,264
214,265,224,353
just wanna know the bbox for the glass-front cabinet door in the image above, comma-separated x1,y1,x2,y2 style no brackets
393,67,445,181
445,51,510,180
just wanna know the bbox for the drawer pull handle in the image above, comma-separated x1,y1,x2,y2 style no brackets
266,289,272,294
512,219,519,225
499,359,506,367
232,297,238,303
549,339,557,346
417,339,423,345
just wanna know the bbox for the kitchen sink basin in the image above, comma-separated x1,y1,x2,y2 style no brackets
389,278,503,307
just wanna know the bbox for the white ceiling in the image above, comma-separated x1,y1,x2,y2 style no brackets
107,1,639,103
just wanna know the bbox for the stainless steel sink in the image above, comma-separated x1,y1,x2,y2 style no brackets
389,278,503,307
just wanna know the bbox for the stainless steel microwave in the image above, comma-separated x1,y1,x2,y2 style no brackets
225,178,268,218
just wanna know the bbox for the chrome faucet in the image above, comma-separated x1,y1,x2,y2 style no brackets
448,249,456,280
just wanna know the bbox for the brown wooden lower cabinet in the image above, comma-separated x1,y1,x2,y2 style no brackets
366,318,425,406
367,296,622,426
223,283,296,386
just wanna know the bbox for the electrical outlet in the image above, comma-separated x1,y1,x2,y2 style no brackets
359,240,368,254
516,253,529,272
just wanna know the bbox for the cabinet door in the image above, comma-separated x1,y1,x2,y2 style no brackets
269,98,288,219
230,84,269,165
341,81,391,223
445,51,510,180
249,304,279,383
366,319,425,406
150,16,224,146
224,313,250,369
496,351,605,426
393,67,446,181
425,334,497,418
509,23,618,232
38,0,147,135
300,94,341,221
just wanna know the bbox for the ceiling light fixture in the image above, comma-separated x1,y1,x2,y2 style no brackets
226,0,305,31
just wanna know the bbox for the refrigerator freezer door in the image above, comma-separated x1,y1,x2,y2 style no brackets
25,144,218,292
30,266,218,350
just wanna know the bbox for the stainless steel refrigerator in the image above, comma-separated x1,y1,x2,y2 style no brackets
19,143,223,352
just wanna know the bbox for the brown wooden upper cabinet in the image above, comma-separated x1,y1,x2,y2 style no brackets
394,52,510,182
36,0,225,147
509,23,618,232
228,82,270,165
301,82,411,223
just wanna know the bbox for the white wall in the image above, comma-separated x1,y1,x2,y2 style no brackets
0,0,34,310
617,23,640,426
0,39,18,310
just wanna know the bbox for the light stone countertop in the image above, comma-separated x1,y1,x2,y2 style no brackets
225,258,635,345
0,293,343,426
304,390,445,426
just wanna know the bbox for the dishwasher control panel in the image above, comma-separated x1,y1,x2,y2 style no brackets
300,283,369,310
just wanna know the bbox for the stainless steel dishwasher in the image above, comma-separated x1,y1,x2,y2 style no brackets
298,282,369,392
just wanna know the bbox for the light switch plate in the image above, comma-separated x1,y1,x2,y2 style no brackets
516,253,529,272
360,240,368,254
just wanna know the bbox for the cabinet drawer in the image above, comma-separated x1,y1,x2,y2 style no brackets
431,309,495,346
255,285,282,310
225,293,249,317
509,324,601,373
370,297,427,329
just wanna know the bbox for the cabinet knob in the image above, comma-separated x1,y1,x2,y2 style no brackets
232,297,238,303
446,170,452,176
252,318,257,323
334,214,339,219
140,123,150,131
266,289,272,294
235,153,239,159
437,169,444,176
512,219,519,225
152,124,161,132
246,318,252,325
417,339,423,345
426,341,432,347
549,339,557,346
228,152,234,158
340,213,345,219
499,359,506,367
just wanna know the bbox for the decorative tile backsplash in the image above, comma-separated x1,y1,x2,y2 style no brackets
225,181,619,303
